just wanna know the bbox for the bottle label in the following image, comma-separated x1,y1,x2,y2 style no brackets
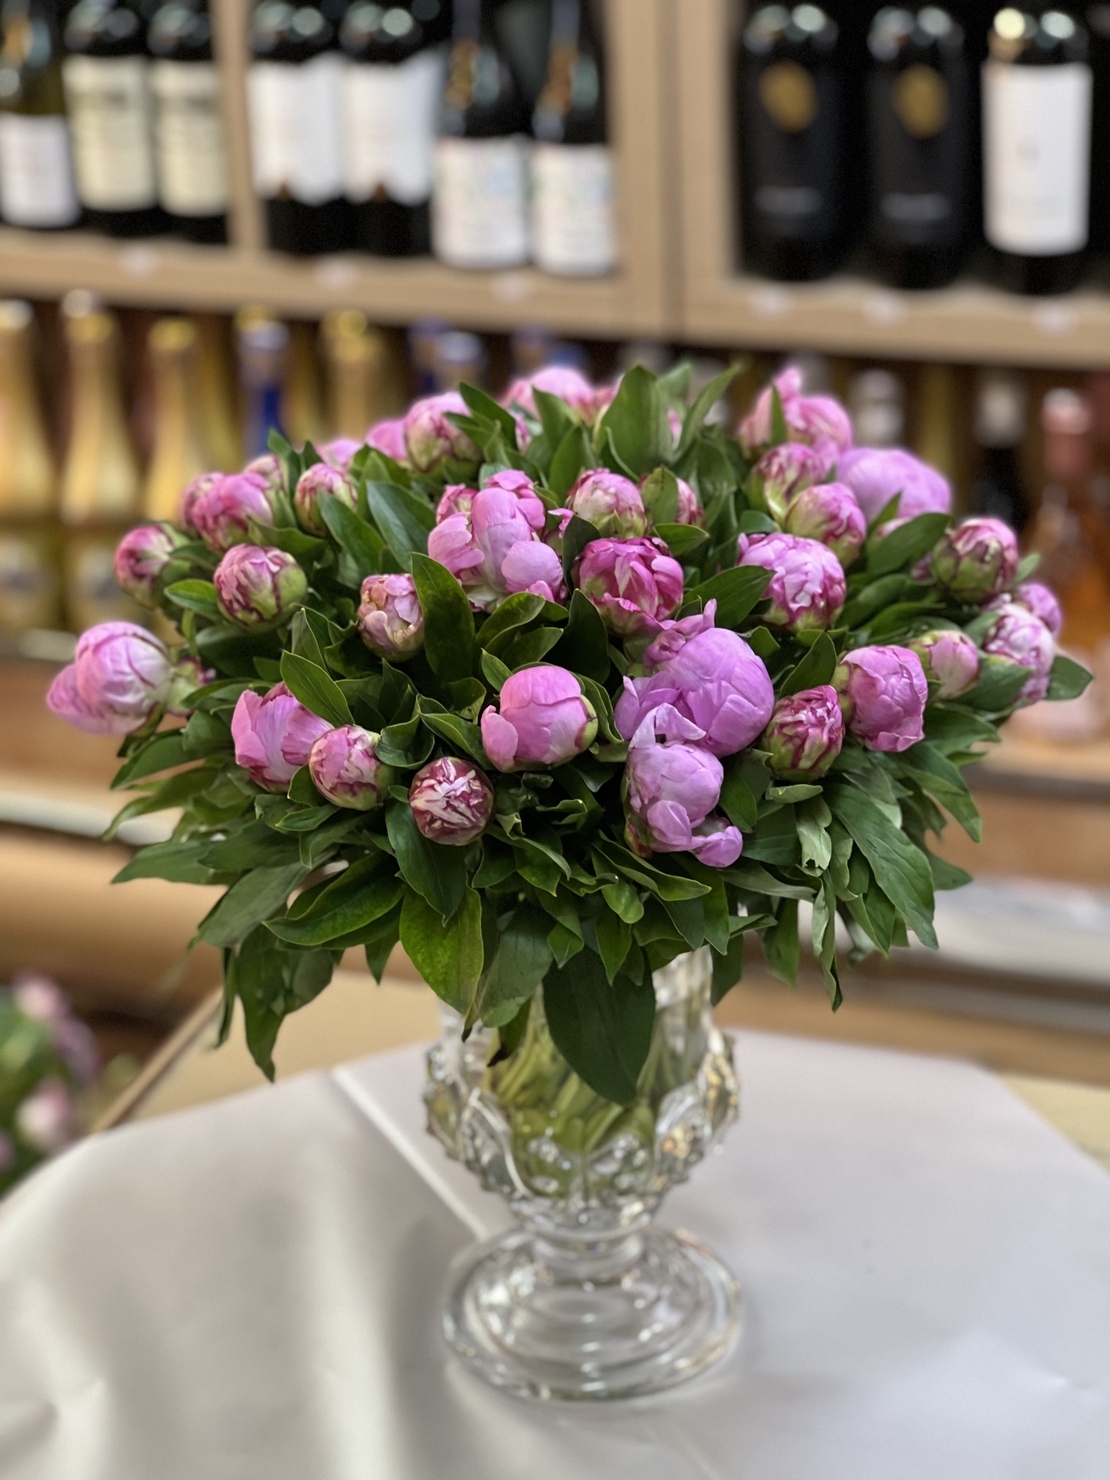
531,142,617,275
432,136,529,269
0,115,79,228
248,56,344,206
150,61,228,217
0,529,59,632
342,50,442,205
62,54,158,211
983,61,1092,255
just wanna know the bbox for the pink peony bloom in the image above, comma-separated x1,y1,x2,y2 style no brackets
762,685,844,780
358,573,425,659
214,544,307,627
480,666,598,772
367,417,408,463
1001,580,1063,638
231,682,332,792
564,469,647,539
409,756,495,845
178,470,222,533
308,725,393,810
739,368,853,463
243,452,285,492
47,622,172,735
908,629,981,699
114,523,189,607
577,536,684,636
749,440,830,521
624,704,742,868
293,462,358,536
403,392,481,473
837,645,928,752
191,472,276,554
838,446,952,523
932,516,1020,602
428,472,564,609
320,437,360,470
738,531,846,632
784,481,866,567
503,365,598,419
982,602,1056,706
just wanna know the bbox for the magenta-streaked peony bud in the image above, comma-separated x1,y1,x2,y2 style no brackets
244,452,285,492
178,470,222,532
836,645,928,752
981,602,1056,706
673,475,703,526
739,369,853,463
167,653,216,716
358,573,425,659
47,621,172,735
231,681,333,792
113,523,189,607
762,685,844,780
503,365,598,420
624,704,742,868
403,392,481,473
749,441,830,521
908,629,981,699
577,536,684,636
409,756,495,845
565,469,647,538
838,446,952,523
616,621,774,759
784,481,866,566
308,725,393,810
999,580,1063,639
932,516,1020,602
321,437,360,471
15,1078,75,1154
738,531,846,632
191,472,276,554
428,473,565,609
214,544,307,627
480,666,598,772
367,417,408,463
293,462,357,536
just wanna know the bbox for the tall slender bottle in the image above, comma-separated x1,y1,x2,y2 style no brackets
0,0,80,230
142,317,208,522
59,298,142,631
913,362,961,489
147,0,228,243
434,0,531,269
982,7,1092,295
867,6,973,289
194,312,240,469
531,0,617,276
0,301,60,633
247,0,350,256
848,367,905,447
235,307,288,461
739,4,844,281
969,369,1030,531
62,0,164,237
321,309,398,437
340,0,443,256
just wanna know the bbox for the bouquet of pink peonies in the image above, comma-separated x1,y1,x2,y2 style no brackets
48,363,1090,1104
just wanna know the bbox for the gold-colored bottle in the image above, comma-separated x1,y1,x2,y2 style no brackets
194,313,240,471
320,309,399,439
0,299,60,634
282,318,325,449
913,363,961,493
59,297,141,632
142,317,208,523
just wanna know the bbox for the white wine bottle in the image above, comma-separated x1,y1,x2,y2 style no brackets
0,0,80,230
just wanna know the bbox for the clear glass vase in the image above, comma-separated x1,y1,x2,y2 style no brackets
424,948,741,1401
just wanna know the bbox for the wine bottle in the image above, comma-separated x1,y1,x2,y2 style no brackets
912,362,960,487
0,300,60,633
321,309,398,437
0,0,80,230
432,328,487,389
59,297,142,631
62,0,165,237
235,307,288,461
848,367,904,447
1087,2,1110,252
148,0,228,243
433,0,530,270
969,369,1030,530
340,0,443,256
248,0,350,256
408,315,449,394
982,7,1092,295
739,4,843,281
194,312,240,469
531,0,617,276
142,318,209,522
867,6,973,289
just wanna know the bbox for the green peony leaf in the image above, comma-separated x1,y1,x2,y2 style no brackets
543,950,655,1105
1047,653,1094,701
549,423,595,497
866,512,949,577
597,365,671,478
410,551,475,680
165,579,221,618
385,800,466,918
826,784,937,949
684,564,771,628
400,886,483,1013
365,480,434,571
280,651,353,727
779,631,838,696
198,862,309,949
111,731,190,790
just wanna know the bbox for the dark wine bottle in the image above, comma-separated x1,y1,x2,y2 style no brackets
62,0,166,237
339,0,442,256
867,6,972,289
531,0,616,276
969,370,1030,531
0,0,80,229
1086,3,1110,251
148,0,228,243
433,0,530,269
248,0,351,256
982,7,1091,295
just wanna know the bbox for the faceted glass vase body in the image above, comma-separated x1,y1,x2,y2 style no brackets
424,949,741,1401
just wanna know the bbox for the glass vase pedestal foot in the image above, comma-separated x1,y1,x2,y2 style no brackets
443,1221,740,1401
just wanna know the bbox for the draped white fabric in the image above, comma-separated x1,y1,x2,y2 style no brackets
1,1031,1108,1479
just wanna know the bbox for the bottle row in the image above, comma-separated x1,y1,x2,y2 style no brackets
0,0,618,274
739,4,1110,295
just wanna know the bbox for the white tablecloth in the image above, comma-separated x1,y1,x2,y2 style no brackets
1,1031,1108,1479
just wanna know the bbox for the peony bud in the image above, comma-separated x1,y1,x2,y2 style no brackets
293,461,358,536
838,446,952,523
428,472,565,609
231,682,332,792
836,645,927,752
191,472,276,553
367,417,408,463
908,629,980,699
624,704,742,868
15,1078,75,1154
358,573,425,659
480,666,598,771
577,536,684,636
47,622,172,735
564,469,647,538
503,365,598,421
784,481,866,566
214,544,307,627
1004,580,1063,638
409,756,495,845
739,368,853,463
403,392,481,473
932,516,1020,602
762,685,844,780
179,470,222,532
749,441,829,521
320,437,360,471
113,523,189,607
738,531,846,632
244,452,285,493
167,653,215,716
308,725,393,810
981,601,1055,706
